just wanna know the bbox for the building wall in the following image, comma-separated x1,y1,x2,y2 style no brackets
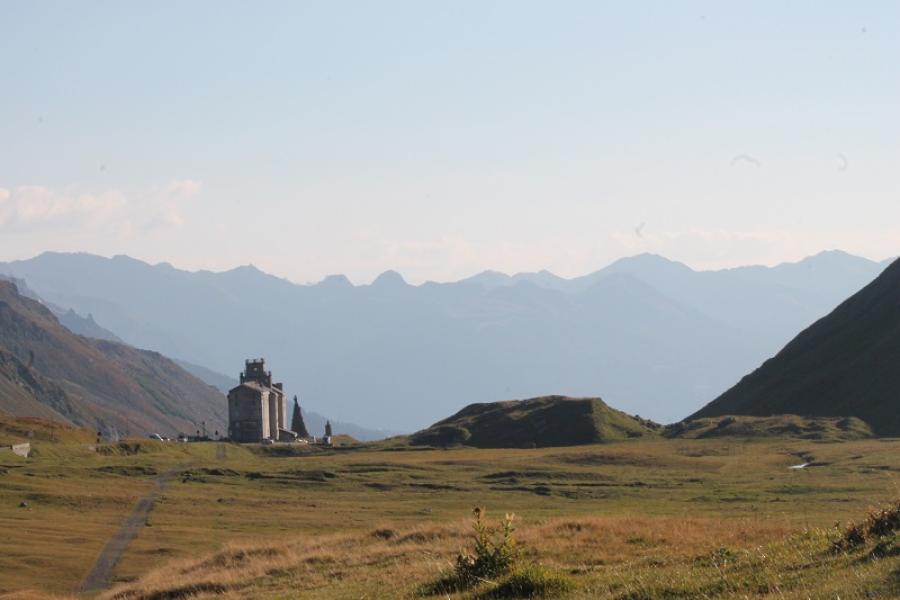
267,392,279,440
276,391,285,431
228,386,269,443
261,392,271,439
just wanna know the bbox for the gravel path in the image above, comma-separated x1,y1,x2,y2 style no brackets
80,466,183,593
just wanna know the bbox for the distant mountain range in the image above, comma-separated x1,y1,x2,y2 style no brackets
691,257,900,436
0,274,122,342
0,279,225,437
0,250,890,431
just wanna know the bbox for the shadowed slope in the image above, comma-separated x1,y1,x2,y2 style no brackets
690,258,900,435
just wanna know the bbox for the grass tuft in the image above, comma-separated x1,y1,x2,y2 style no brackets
475,564,574,599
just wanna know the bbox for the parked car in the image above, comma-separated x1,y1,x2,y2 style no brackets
148,433,165,441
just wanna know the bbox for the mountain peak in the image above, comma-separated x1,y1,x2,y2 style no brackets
111,254,150,266
219,264,270,280
800,249,868,265
319,274,353,288
371,270,407,287
460,270,512,288
607,253,692,272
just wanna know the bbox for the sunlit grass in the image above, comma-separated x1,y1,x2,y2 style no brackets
1,420,899,597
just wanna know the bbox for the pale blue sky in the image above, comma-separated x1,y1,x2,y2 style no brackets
1,1,897,283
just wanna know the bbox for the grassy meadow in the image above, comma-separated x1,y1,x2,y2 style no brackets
1,418,899,599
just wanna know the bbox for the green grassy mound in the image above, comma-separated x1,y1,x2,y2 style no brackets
409,396,660,449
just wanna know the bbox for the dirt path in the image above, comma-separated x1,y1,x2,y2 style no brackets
80,466,184,594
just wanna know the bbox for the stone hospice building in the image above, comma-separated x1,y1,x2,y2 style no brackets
228,358,298,443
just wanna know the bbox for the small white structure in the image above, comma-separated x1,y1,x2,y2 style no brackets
0,443,31,458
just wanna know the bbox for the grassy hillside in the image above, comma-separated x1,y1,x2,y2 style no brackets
668,414,875,441
0,280,225,436
0,413,95,446
409,396,660,448
692,258,900,435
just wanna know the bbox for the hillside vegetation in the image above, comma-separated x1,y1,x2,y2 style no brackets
669,415,875,441
409,396,659,448
0,280,225,436
692,258,900,436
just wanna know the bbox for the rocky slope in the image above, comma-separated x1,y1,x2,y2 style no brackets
0,280,225,436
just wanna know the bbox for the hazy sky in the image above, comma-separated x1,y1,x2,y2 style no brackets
1,1,898,284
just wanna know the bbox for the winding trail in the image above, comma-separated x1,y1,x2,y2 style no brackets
80,465,184,593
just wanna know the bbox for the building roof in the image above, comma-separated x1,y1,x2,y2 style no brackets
228,380,287,396
228,381,268,394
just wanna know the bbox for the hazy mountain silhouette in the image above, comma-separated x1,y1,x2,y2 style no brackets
2,273,122,342
690,258,900,435
466,250,884,337
0,251,888,430
0,280,225,436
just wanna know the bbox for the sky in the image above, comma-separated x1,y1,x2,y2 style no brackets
1,1,898,284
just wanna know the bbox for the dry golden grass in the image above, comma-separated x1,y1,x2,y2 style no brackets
98,511,900,599
2,432,900,598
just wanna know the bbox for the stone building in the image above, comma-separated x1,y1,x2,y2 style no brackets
228,358,290,443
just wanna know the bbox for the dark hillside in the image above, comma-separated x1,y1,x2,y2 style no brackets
690,259,900,435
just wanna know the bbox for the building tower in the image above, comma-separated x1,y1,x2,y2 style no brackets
227,358,287,443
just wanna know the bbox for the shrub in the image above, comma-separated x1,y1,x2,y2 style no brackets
833,499,900,553
422,508,575,597
454,507,518,586
420,507,518,595
476,564,574,599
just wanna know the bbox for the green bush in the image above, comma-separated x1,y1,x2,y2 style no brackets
421,508,574,598
477,564,574,599
420,507,518,595
455,507,518,586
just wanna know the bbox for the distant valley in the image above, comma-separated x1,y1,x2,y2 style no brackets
0,250,890,431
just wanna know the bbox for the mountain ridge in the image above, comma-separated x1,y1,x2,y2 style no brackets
10,249,890,289
1,250,889,430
